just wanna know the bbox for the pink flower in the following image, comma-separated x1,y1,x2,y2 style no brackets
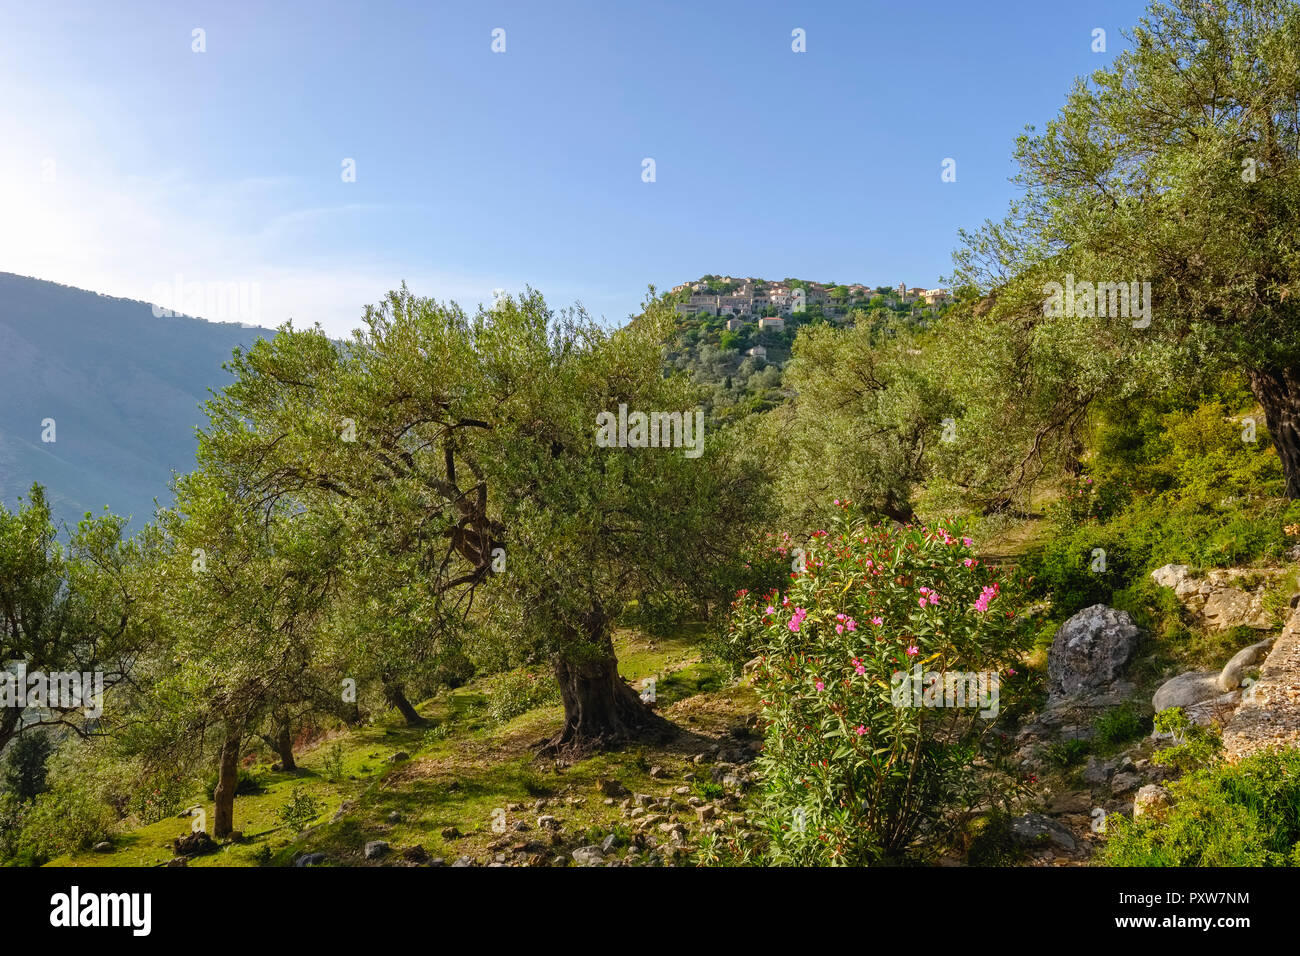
906,645,919,657
765,605,776,615
835,624,844,634
974,583,1000,613
871,616,883,627
846,619,857,632
815,681,825,691
962,536,973,547
855,725,866,736
963,558,976,567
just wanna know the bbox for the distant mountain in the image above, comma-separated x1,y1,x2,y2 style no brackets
0,272,271,530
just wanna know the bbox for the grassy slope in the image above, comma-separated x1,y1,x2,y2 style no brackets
52,627,758,868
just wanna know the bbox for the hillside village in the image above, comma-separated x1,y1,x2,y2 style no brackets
669,276,954,326
664,275,954,422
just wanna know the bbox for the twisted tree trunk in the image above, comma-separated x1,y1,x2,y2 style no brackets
212,730,242,839
1249,363,1300,498
545,608,672,755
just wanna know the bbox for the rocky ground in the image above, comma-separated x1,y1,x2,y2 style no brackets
1004,559,1300,864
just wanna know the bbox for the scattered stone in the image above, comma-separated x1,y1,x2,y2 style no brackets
537,815,560,830
695,805,717,823
294,852,326,867
387,751,410,763
451,855,473,867
1008,813,1077,851
1133,784,1172,818
402,845,429,863
387,811,402,823
571,845,604,866
165,857,188,867
428,857,447,866
601,833,621,854
440,826,462,839
598,778,629,797
92,841,112,853
673,786,691,796
364,840,390,860
172,830,218,857
649,766,667,779
1110,771,1141,794
551,855,568,867
1083,756,1116,786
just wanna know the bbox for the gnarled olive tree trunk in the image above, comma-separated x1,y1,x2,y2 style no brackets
212,730,242,839
547,607,671,755
1250,364,1300,499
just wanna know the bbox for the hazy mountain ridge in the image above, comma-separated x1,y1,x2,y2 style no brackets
0,272,271,529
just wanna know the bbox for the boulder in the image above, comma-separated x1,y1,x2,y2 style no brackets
1218,637,1275,691
364,840,390,860
1047,605,1141,702
1153,671,1220,712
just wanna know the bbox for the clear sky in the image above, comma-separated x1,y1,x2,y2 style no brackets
0,0,1146,337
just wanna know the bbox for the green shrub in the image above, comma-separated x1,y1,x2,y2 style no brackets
735,506,1031,864
277,786,323,832
14,785,116,864
485,668,560,723
1093,703,1152,752
129,774,191,825
1044,739,1091,768
1102,746,1300,866
321,740,347,783
1151,707,1222,774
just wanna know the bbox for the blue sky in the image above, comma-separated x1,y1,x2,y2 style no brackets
0,0,1146,337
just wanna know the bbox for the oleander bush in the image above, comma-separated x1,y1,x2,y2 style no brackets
731,503,1032,864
